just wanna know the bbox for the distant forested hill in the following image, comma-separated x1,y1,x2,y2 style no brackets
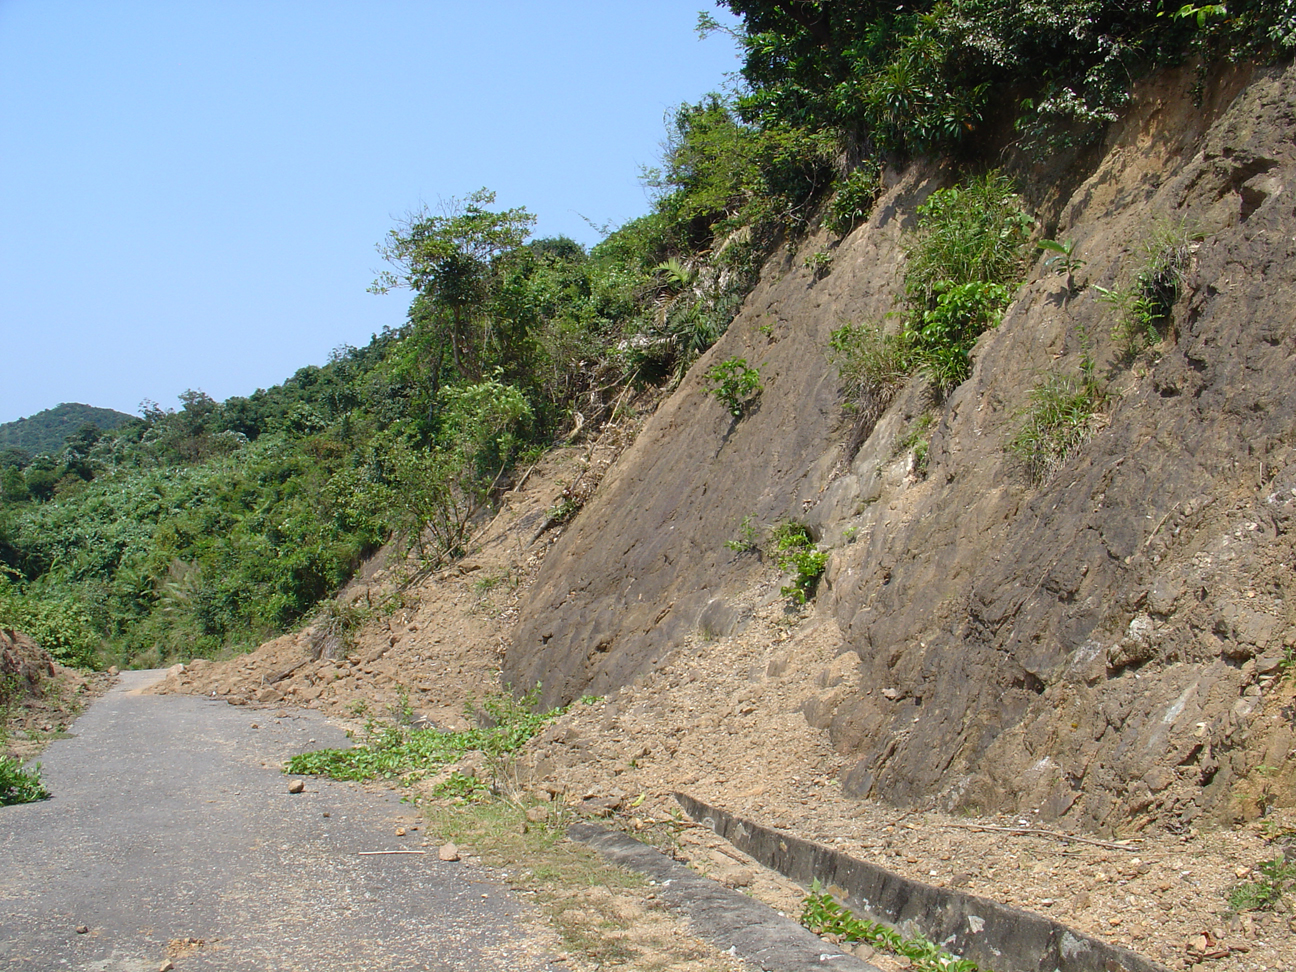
0,404,136,459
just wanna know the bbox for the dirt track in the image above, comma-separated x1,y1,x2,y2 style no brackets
0,671,558,972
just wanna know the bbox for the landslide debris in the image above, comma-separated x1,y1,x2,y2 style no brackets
1,628,108,763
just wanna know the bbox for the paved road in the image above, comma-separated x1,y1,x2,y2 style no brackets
1,672,556,972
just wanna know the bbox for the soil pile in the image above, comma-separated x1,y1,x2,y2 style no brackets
1,628,107,762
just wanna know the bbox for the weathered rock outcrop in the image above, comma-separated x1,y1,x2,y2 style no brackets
506,60,1296,831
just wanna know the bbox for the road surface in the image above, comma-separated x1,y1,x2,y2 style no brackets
0,671,557,971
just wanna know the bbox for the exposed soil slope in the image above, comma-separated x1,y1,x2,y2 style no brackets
505,59,1296,835
1,628,107,762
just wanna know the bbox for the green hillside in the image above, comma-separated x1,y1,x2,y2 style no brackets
0,404,136,461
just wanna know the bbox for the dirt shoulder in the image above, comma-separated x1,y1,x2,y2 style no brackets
151,433,1296,972
2,629,112,764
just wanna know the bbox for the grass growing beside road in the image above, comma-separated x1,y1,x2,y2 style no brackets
286,690,562,787
0,755,49,805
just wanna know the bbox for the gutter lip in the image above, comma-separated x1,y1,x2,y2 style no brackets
675,791,1174,972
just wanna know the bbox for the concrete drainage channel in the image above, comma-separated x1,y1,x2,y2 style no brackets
568,822,879,972
672,793,1173,972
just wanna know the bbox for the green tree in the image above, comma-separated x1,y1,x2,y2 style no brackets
372,189,537,383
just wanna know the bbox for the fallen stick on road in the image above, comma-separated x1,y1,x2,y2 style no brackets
358,850,427,856
941,823,1141,851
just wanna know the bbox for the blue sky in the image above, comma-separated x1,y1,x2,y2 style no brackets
0,1,741,424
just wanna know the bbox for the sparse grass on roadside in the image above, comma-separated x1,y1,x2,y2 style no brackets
286,689,562,786
422,798,743,971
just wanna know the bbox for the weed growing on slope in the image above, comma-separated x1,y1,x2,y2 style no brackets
1096,221,1195,357
827,172,1032,410
702,357,762,417
826,163,882,237
1228,856,1296,912
769,522,827,605
1009,371,1108,486
724,515,760,553
803,248,834,279
801,882,989,972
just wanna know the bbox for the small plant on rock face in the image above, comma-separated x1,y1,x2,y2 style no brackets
769,522,828,605
702,357,762,417
826,162,882,237
803,248,834,279
1009,370,1108,485
1038,238,1085,294
1097,220,1196,357
725,514,760,553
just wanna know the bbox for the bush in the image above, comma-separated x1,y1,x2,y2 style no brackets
900,172,1032,392
827,172,1032,407
769,522,828,604
826,163,882,236
702,358,762,417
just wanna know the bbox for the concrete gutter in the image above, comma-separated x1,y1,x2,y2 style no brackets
568,822,880,972
675,793,1173,972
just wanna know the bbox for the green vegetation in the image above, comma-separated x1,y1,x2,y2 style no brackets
898,412,936,477
0,404,134,461
725,514,760,553
828,172,1031,410
1096,221,1195,357
1038,238,1086,294
0,755,49,806
801,882,989,972
702,357,762,417
803,248,834,279
0,114,796,667
769,522,828,604
900,173,1033,391
286,690,562,788
708,2,1295,161
4,4,1279,672
1227,856,1296,912
826,163,882,237
1009,370,1109,485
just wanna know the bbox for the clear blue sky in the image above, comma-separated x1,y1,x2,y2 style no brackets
0,1,741,424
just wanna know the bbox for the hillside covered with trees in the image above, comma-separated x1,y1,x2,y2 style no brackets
2,0,1292,683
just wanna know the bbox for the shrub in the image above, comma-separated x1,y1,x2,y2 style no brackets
899,173,1032,392
826,163,882,236
702,357,762,418
769,522,827,605
827,172,1031,406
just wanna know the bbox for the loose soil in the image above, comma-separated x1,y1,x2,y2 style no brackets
152,437,1296,972
1,629,111,764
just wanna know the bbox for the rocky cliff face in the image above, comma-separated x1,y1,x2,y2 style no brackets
506,60,1296,832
